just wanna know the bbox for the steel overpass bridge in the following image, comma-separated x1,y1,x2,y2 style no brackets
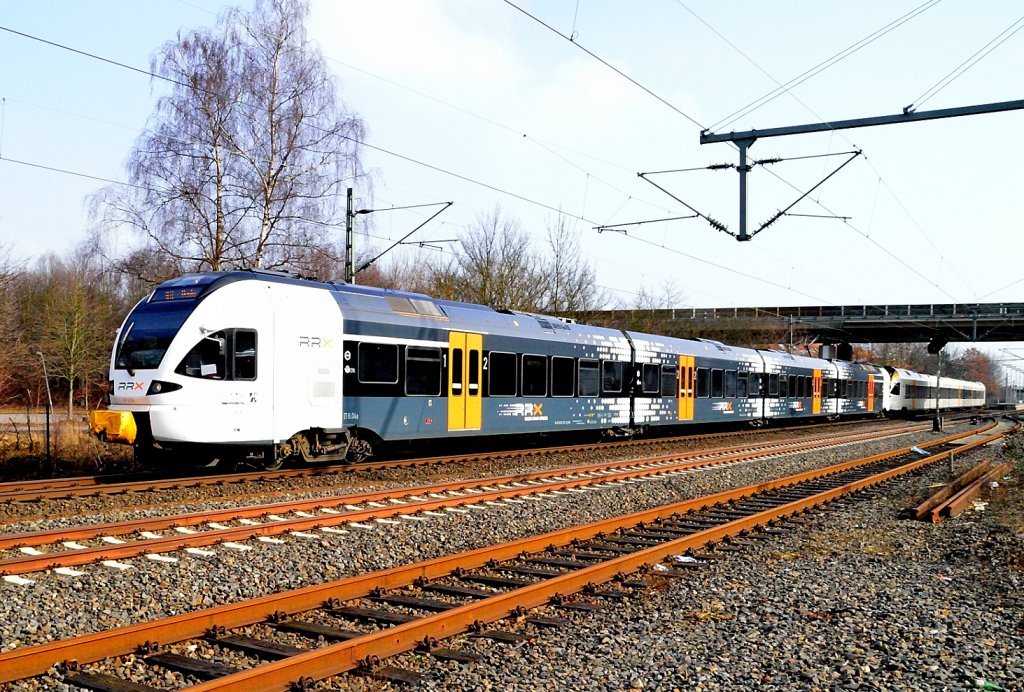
584,302,1024,349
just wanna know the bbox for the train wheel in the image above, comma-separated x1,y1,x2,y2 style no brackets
345,437,374,464
259,456,284,471
230,446,284,471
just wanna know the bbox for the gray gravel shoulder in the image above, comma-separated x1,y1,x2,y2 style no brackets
3,422,1020,691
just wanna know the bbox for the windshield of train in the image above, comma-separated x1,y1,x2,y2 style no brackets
114,297,199,371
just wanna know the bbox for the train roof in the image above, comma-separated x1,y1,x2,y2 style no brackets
152,270,620,340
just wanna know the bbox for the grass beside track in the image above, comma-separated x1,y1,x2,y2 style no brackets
0,410,134,479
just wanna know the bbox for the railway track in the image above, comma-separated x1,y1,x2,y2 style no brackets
0,424,934,578
0,418,920,504
0,418,1011,689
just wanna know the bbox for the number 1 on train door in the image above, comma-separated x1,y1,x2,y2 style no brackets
448,332,482,431
678,355,695,421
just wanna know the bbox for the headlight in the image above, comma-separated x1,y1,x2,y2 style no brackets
147,381,183,395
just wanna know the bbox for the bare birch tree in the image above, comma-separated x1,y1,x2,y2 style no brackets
90,0,365,279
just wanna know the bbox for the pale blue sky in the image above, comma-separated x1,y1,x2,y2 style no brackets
1,0,1022,319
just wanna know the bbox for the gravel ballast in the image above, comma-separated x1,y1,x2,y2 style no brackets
2,422,1020,691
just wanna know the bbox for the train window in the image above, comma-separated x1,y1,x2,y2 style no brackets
696,368,710,398
747,372,762,398
769,373,780,397
661,365,677,397
891,382,901,396
804,376,811,398
602,361,624,394
406,347,442,396
724,370,737,398
710,369,723,397
175,330,226,379
233,329,257,380
358,343,399,384
578,359,599,397
788,375,797,397
642,364,660,394
551,357,574,397
779,375,789,398
469,351,480,395
488,351,517,397
522,355,548,396
737,372,748,398
451,349,463,396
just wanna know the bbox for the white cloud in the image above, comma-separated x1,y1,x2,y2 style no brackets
312,0,522,87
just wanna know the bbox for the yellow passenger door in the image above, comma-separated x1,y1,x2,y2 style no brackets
448,332,482,431
678,355,695,421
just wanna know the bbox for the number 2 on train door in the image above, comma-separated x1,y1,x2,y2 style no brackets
448,332,482,431
678,355,695,421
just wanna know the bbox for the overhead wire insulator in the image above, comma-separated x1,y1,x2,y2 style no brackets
708,217,731,235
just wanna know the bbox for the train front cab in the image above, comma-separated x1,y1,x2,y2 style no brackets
94,275,282,458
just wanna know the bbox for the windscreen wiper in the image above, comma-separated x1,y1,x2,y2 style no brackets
115,322,135,377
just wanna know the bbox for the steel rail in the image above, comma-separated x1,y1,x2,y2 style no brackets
0,423,930,529
193,431,1009,692
0,423,923,552
0,419,915,502
0,426,937,575
0,420,1006,685
0,430,694,499
0,423,924,528
938,462,1013,520
0,419,929,528
908,459,996,521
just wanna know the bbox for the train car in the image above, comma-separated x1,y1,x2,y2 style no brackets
627,333,764,430
885,367,986,414
91,270,639,468
831,360,888,418
757,350,830,421
90,270,986,469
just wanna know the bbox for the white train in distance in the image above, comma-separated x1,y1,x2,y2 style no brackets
90,270,986,469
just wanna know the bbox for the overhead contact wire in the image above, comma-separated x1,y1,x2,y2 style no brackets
501,0,707,130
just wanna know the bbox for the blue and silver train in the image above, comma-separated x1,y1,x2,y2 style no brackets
90,270,986,468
